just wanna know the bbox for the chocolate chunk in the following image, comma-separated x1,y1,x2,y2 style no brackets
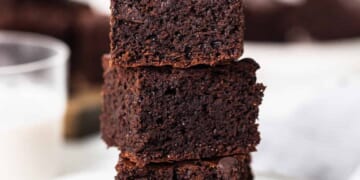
217,157,240,179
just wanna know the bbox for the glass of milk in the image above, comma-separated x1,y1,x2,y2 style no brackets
0,31,69,180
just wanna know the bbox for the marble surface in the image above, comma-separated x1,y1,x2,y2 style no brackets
244,40,360,180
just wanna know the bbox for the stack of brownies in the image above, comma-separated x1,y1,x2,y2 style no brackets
101,0,265,179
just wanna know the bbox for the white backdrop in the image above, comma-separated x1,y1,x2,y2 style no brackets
245,40,360,180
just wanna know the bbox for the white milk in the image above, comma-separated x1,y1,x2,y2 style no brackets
0,82,66,180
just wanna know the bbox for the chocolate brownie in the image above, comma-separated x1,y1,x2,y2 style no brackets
0,1,85,40
1,0,65,2
244,0,301,42
101,55,264,166
116,155,253,180
293,0,360,40
0,5,13,28
70,11,110,87
244,0,360,42
110,0,244,68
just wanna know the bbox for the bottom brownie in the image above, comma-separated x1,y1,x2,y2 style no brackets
116,155,253,180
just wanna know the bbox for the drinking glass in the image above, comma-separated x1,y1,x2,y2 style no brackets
0,31,69,180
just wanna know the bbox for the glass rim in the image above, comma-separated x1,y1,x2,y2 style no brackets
0,30,70,75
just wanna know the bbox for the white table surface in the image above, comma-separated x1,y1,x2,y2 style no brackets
244,40,360,180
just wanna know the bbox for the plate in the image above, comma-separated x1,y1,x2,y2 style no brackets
55,171,297,180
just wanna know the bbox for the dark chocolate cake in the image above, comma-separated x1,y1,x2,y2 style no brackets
116,154,253,180
71,11,110,86
0,2,78,39
110,0,244,68
244,0,360,41
244,0,300,42
101,55,264,166
0,1,109,92
293,0,360,40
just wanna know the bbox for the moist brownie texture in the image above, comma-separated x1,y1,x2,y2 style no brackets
116,155,253,180
101,55,265,166
110,0,244,68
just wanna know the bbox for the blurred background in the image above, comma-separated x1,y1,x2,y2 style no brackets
0,0,360,179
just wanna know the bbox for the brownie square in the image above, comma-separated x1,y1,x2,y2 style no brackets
293,0,360,40
0,0,65,5
0,2,85,40
116,155,253,180
101,55,264,166
244,1,297,42
0,5,13,28
70,11,110,86
110,0,244,68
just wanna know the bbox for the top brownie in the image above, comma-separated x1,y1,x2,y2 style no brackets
110,0,244,68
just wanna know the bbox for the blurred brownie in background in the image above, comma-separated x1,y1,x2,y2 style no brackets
0,0,65,2
0,4,13,28
64,10,109,138
71,10,110,91
0,2,75,39
244,0,360,42
293,0,360,41
244,0,302,42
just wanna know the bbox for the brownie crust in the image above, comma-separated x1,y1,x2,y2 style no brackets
116,155,253,180
101,55,264,166
110,0,244,68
